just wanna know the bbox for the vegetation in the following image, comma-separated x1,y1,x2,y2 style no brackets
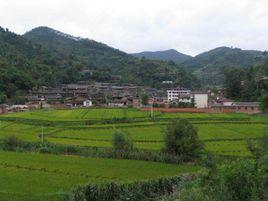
2,135,22,151
141,93,149,106
70,175,192,201
163,119,204,158
0,108,267,200
0,26,199,101
161,136,268,201
132,49,192,64
224,61,268,101
0,151,199,200
260,94,268,113
183,47,268,87
112,130,134,151
0,109,267,156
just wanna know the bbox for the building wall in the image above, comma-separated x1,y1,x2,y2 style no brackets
235,106,260,114
194,94,208,108
83,100,92,107
167,89,191,101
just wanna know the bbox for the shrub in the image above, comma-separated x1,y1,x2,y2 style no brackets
112,130,134,152
163,119,204,159
39,146,51,153
211,160,263,201
2,136,22,151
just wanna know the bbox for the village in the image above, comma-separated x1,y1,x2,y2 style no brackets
0,81,260,114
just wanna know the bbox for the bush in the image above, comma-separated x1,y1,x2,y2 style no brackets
112,130,134,152
2,136,22,151
215,160,261,201
39,146,51,153
163,119,204,159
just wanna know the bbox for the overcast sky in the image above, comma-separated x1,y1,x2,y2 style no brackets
1,0,268,56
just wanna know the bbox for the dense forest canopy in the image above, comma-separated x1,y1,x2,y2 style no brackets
224,60,268,101
183,47,268,87
132,49,192,64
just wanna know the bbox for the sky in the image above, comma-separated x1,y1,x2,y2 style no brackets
0,0,268,56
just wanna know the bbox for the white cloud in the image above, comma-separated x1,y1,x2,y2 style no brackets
0,0,268,55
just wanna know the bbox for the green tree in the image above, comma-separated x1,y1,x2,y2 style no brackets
141,94,149,106
163,119,203,158
0,93,6,104
224,67,243,100
112,130,134,152
260,94,268,113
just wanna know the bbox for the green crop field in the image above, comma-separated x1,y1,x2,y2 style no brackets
0,151,199,201
0,108,267,201
4,108,267,122
0,109,267,155
3,108,154,121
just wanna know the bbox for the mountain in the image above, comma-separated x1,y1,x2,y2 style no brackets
23,27,197,87
0,26,198,102
24,26,131,70
132,49,192,64
182,47,268,86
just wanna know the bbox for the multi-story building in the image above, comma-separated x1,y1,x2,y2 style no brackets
167,88,191,101
192,92,208,108
167,88,209,108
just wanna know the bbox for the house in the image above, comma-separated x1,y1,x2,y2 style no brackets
167,88,191,101
217,98,234,106
83,100,93,107
108,97,128,107
9,105,29,112
162,81,173,84
132,98,141,108
232,102,260,114
192,92,208,108
0,104,8,114
211,102,260,114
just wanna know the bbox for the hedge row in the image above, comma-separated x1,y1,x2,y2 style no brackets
69,175,192,201
0,116,256,127
0,140,186,164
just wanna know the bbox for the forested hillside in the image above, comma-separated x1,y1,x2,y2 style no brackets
132,49,192,64
224,60,268,101
0,26,198,102
133,46,268,87
182,47,268,86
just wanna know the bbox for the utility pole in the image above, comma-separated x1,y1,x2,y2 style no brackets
41,126,44,143
151,97,154,119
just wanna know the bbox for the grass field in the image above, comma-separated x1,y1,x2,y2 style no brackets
0,151,199,201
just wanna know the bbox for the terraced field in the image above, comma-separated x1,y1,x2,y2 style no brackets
0,108,267,200
0,151,198,201
0,109,268,156
3,108,154,121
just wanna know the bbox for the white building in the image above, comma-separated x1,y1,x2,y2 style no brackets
83,100,92,107
167,88,208,108
167,88,191,101
192,92,208,108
